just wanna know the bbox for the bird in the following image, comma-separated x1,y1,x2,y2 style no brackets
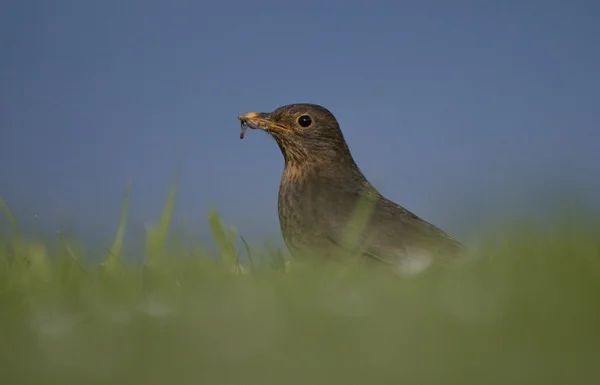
238,103,465,274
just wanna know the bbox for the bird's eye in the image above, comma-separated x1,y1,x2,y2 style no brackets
297,115,312,128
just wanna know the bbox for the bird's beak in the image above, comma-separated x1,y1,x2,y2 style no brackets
238,112,292,134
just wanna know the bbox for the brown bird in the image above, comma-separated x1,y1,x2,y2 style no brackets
238,103,465,274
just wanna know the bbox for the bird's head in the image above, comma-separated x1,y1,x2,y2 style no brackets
238,104,355,166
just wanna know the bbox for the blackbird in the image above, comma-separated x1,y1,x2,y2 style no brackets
239,103,465,273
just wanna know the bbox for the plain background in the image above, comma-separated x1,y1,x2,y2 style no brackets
1,0,598,253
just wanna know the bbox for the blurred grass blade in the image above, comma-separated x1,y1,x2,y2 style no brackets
0,197,20,234
104,182,132,270
146,178,179,264
208,208,237,266
58,230,88,283
240,236,255,271
0,239,8,271
24,240,51,282
338,191,378,262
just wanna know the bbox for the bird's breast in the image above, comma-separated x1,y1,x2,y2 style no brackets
277,176,343,259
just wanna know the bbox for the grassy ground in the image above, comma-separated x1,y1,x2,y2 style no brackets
1,185,599,385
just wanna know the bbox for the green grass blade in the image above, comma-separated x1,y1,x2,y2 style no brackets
146,178,179,264
0,197,19,234
104,182,132,270
208,208,237,266
337,190,378,263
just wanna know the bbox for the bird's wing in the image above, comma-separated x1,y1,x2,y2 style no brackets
325,233,437,275
320,188,465,269
361,216,465,267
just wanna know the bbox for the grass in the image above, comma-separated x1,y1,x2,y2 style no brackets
1,184,599,385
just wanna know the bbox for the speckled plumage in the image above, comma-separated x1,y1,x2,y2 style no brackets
239,104,465,272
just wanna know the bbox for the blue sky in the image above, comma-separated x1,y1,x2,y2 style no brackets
1,0,599,251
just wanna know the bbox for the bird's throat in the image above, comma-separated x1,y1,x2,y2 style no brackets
282,163,307,182
281,157,366,186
